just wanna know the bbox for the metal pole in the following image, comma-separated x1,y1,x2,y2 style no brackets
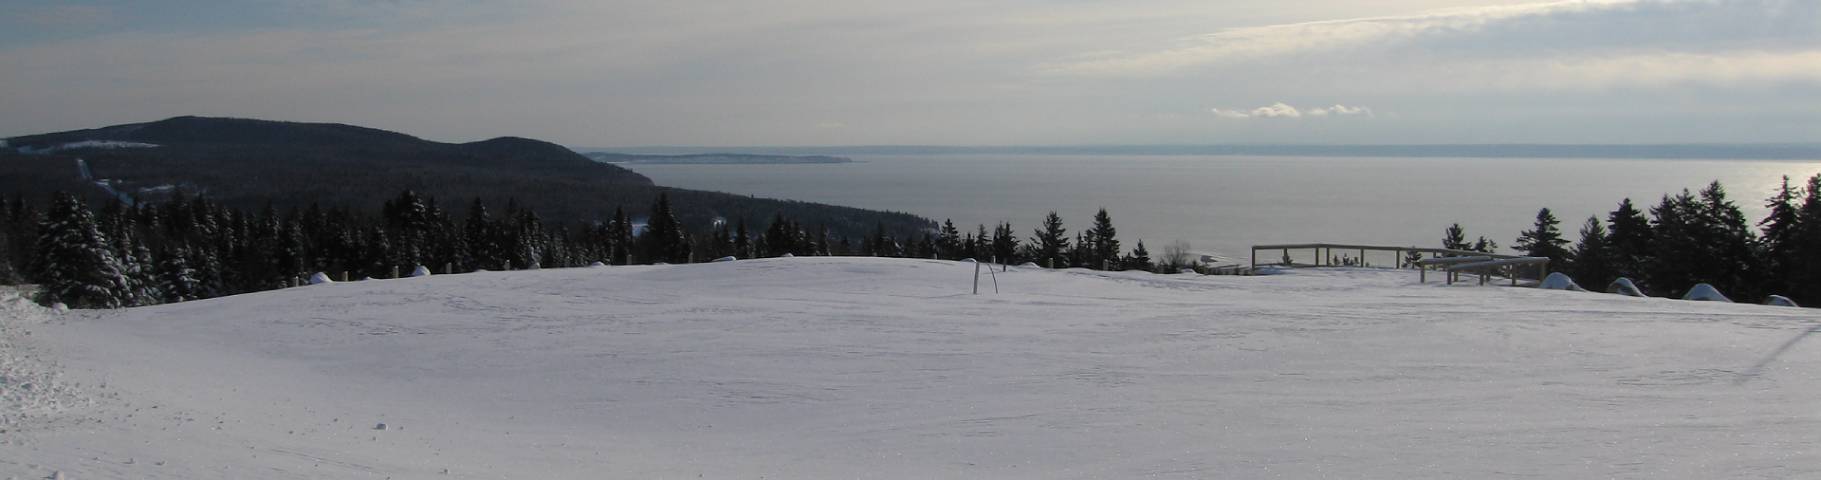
973,260,980,295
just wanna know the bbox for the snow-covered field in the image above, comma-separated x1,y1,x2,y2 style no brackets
3,258,1818,479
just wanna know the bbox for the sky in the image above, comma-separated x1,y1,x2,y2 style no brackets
1,0,1817,146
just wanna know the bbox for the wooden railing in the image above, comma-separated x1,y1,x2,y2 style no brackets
1250,243,1549,287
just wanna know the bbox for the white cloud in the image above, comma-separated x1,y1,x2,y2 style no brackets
1052,0,1821,89
1211,102,1373,119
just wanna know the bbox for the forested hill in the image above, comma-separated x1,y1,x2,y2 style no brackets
0,116,931,239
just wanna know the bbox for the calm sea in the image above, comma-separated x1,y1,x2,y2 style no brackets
624,155,1821,265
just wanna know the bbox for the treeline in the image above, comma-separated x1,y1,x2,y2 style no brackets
1486,175,1821,306
0,189,1177,309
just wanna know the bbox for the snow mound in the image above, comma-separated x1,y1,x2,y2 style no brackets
408,265,432,278
1606,278,1646,297
1538,272,1585,291
779,253,795,258
959,258,978,263
1763,295,1799,307
1681,283,1731,302
1019,262,1040,268
307,272,334,285
712,256,737,263
588,261,606,267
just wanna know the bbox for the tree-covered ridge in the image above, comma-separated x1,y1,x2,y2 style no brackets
0,116,933,242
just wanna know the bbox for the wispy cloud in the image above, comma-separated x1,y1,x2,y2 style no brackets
1212,103,1373,119
1052,0,1821,89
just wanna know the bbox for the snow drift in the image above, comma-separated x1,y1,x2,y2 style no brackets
1763,295,1799,307
1682,283,1732,302
4,259,1817,479
1607,277,1646,297
1538,272,1585,291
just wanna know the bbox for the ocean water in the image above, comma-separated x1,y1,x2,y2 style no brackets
624,155,1821,264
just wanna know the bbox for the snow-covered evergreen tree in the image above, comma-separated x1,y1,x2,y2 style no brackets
158,244,205,303
32,193,131,308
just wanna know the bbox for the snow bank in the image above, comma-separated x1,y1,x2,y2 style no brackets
1606,277,1646,297
307,272,334,285
588,261,607,267
1681,283,1732,302
1,288,91,437
1538,272,1585,291
408,265,432,277
712,256,737,263
778,253,795,258
1763,295,1799,307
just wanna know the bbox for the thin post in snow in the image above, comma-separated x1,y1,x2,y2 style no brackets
973,260,981,295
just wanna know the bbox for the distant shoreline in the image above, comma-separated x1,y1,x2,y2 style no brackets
580,144,1821,161
582,152,852,165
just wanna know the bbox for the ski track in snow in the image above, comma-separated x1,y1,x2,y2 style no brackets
2,258,1818,479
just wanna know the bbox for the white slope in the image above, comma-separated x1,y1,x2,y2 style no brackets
4,259,1819,479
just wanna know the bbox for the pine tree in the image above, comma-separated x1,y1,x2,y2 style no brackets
157,244,205,303
1442,223,1470,252
1569,216,1617,289
1513,208,1571,273
991,222,1018,264
1759,176,1803,296
1791,174,1821,304
1694,181,1762,300
32,193,131,308
640,193,690,263
1031,212,1068,268
1124,240,1153,272
1471,236,1498,254
1088,208,1120,270
936,219,961,260
1605,198,1653,284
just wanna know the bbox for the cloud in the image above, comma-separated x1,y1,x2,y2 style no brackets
1211,103,1372,119
1052,0,1821,89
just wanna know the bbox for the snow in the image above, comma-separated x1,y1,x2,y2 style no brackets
712,256,737,262
1682,283,1733,302
779,253,795,258
408,265,432,277
307,272,334,285
1764,295,1800,307
17,140,160,154
1607,277,1646,297
4,259,1820,479
587,261,606,267
1538,272,1585,291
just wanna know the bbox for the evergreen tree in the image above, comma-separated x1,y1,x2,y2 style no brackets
157,244,205,303
991,222,1018,264
1088,208,1120,270
1791,174,1821,304
1513,208,1571,273
936,219,962,260
1442,223,1470,252
1471,236,1498,254
1124,240,1153,272
1569,216,1617,289
640,193,690,263
32,193,131,308
1759,176,1803,296
1031,212,1069,268
1605,198,1653,284
1693,181,1762,300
